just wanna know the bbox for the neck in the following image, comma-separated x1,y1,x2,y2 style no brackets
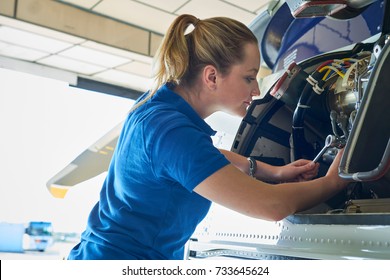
173,84,215,119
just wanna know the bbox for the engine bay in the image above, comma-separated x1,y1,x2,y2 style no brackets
232,34,390,219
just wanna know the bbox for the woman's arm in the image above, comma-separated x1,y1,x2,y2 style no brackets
195,150,347,221
219,149,319,182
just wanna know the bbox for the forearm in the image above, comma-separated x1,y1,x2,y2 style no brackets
195,163,347,221
276,175,346,214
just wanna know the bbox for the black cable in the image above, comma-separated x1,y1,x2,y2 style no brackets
291,71,325,160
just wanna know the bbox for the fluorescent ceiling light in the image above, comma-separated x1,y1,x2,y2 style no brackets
0,26,72,53
116,61,152,77
59,45,130,68
38,55,105,75
0,41,48,61
135,0,188,13
224,0,269,12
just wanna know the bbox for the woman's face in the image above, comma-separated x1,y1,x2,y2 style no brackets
216,43,261,117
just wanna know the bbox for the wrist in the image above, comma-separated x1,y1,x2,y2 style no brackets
257,161,281,182
325,173,349,191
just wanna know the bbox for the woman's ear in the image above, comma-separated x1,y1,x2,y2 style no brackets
203,65,218,90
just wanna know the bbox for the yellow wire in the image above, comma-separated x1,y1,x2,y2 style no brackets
319,57,357,80
322,69,332,81
319,65,345,80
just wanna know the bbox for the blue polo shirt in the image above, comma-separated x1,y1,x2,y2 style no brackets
68,84,230,260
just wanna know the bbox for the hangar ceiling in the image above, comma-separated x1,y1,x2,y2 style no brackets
0,0,270,97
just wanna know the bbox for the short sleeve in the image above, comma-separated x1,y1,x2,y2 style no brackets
150,117,230,192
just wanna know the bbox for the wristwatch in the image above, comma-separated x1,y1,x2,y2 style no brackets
247,157,257,178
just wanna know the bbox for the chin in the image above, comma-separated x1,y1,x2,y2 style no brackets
221,106,246,118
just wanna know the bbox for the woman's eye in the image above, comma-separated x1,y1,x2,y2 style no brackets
245,77,255,83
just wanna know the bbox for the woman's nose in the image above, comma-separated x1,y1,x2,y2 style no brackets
251,83,260,97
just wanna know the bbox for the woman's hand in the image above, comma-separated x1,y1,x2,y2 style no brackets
275,159,319,182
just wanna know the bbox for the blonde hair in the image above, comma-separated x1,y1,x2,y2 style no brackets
131,14,258,112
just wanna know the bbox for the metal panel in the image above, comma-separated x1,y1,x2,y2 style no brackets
0,0,15,17
15,0,156,56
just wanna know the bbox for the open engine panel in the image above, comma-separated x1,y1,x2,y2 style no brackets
232,35,390,222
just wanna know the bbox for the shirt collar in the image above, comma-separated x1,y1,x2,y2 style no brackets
154,84,217,136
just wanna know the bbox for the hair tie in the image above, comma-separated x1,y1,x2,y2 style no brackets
194,18,201,27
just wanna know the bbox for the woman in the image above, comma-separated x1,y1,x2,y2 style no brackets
68,14,348,260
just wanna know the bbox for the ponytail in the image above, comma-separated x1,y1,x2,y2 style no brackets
130,14,257,112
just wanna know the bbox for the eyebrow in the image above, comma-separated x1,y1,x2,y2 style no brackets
247,68,259,74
